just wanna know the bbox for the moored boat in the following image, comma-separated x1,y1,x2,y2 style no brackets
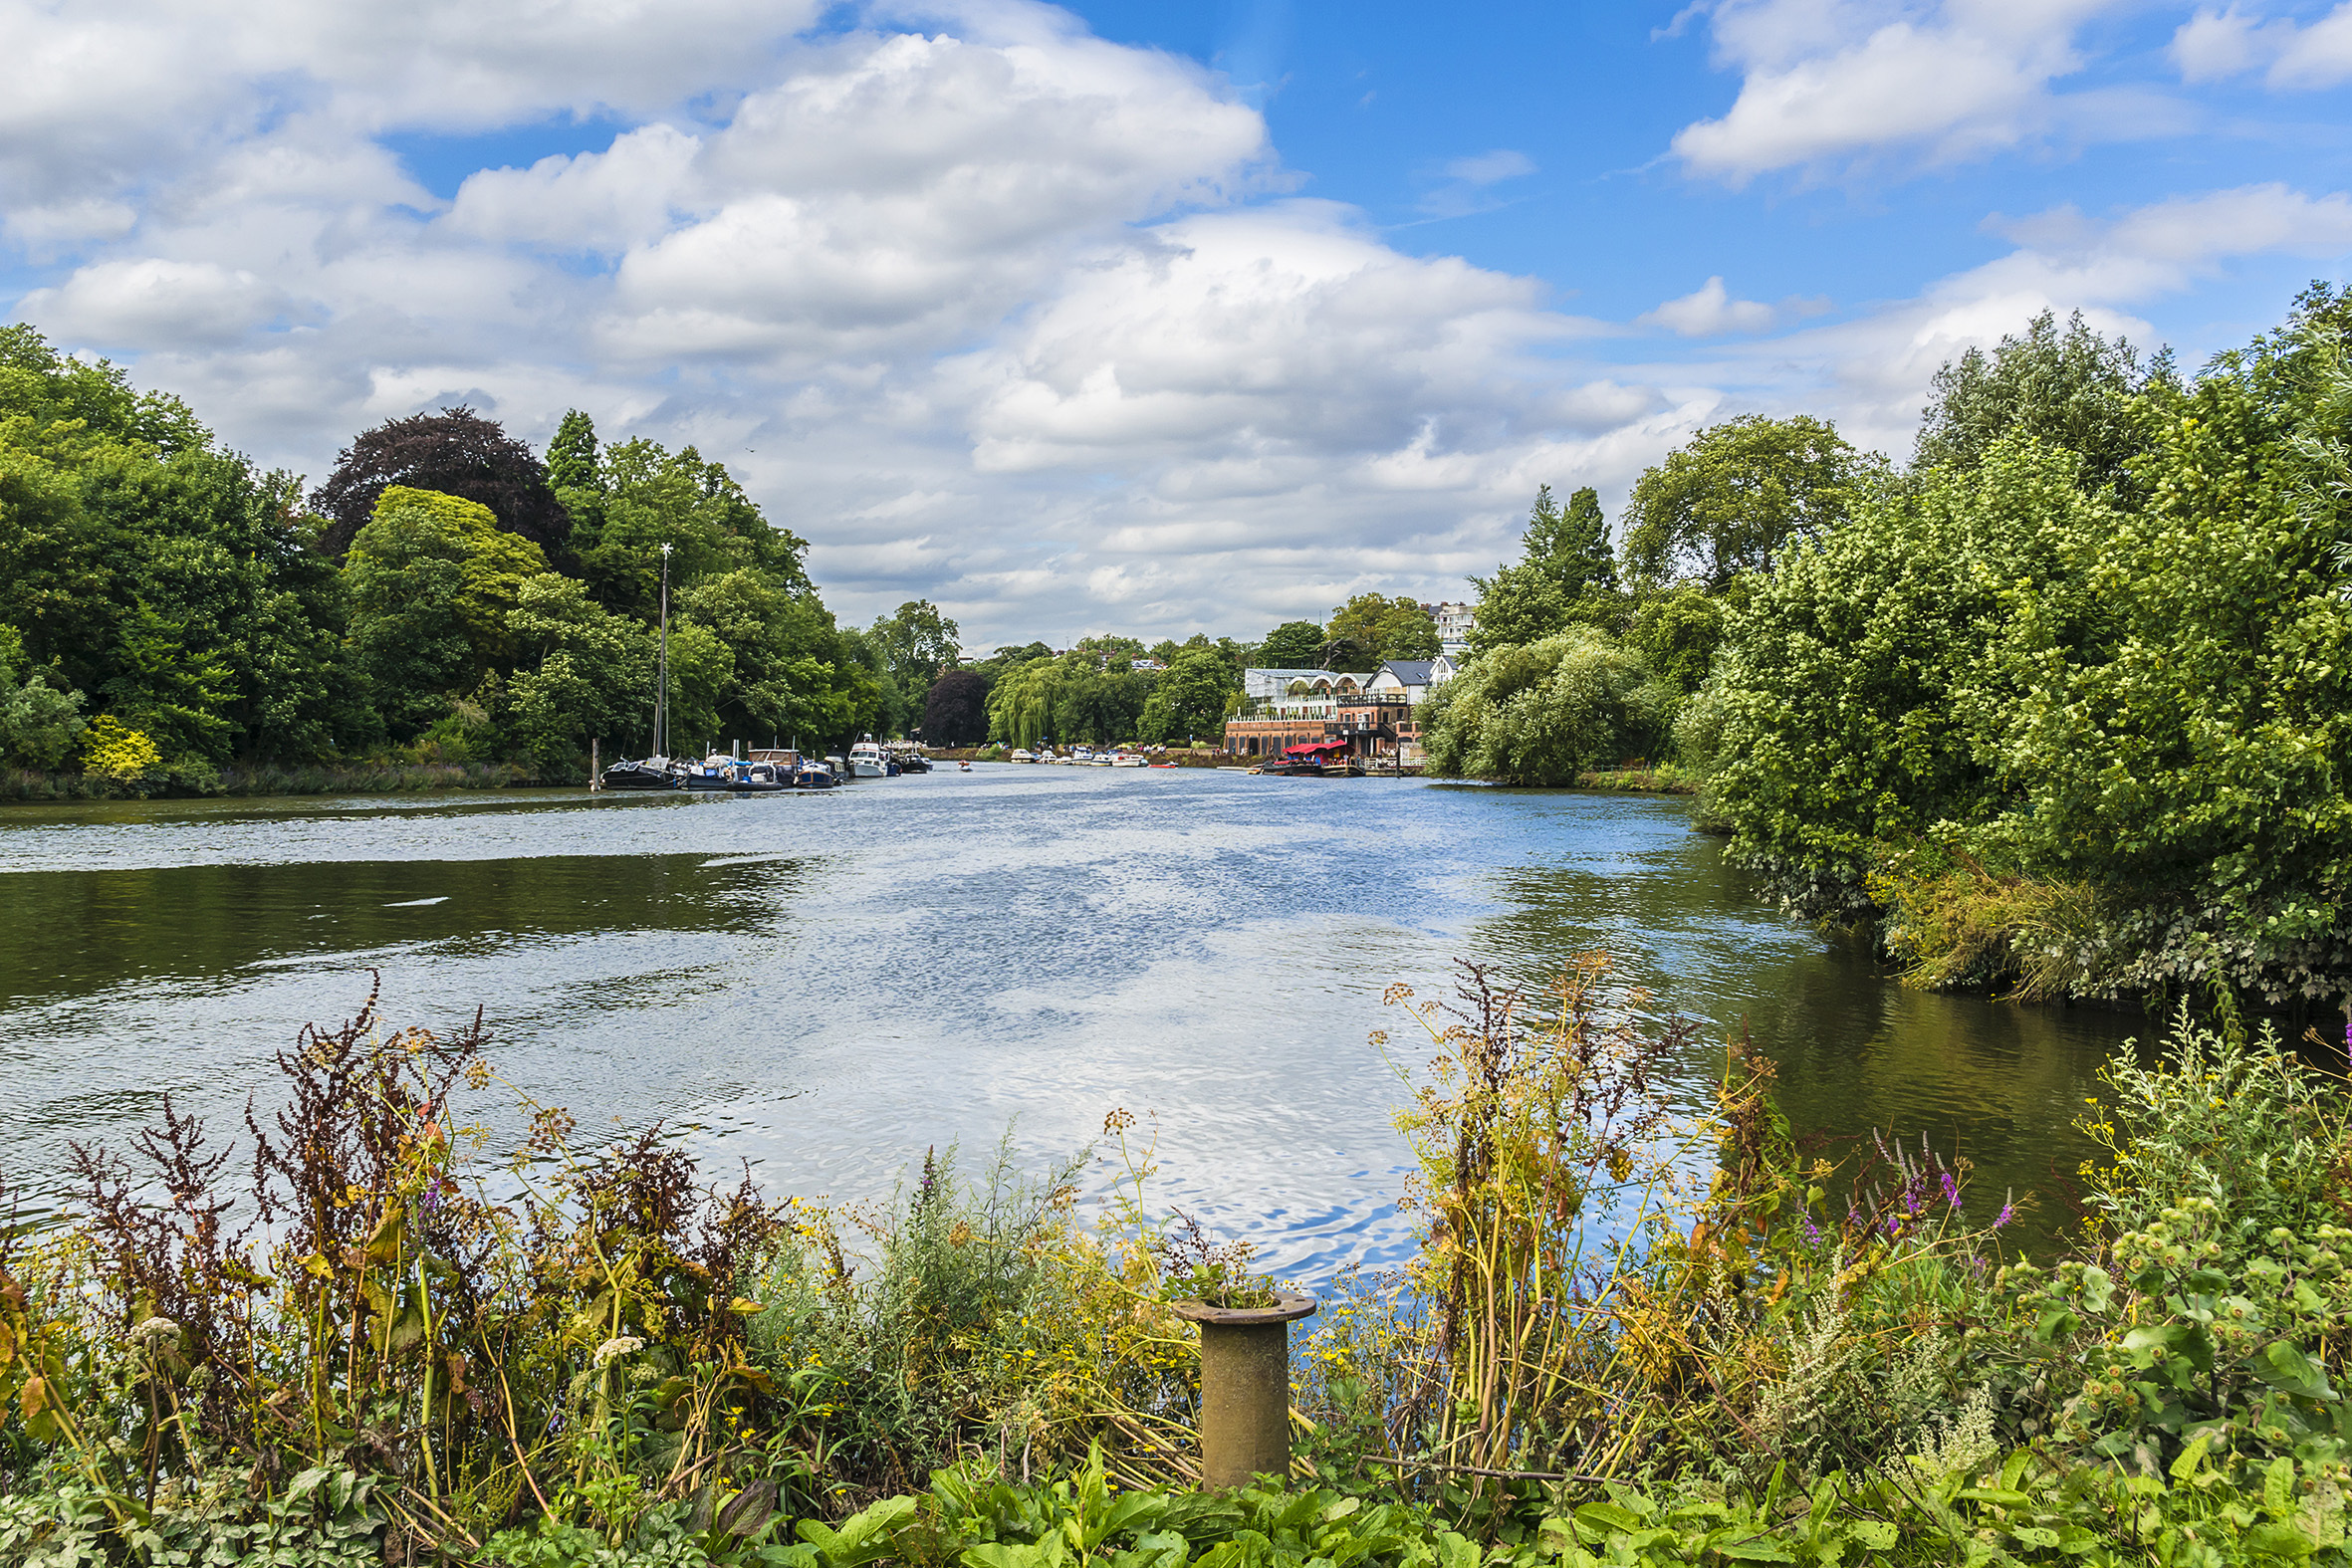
847,736,888,778
600,757,684,789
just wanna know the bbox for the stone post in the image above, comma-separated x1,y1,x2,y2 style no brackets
1173,1291,1316,1488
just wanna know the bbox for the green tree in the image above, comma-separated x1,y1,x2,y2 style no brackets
1136,647,1234,744
0,626,84,767
1470,485,1625,653
1327,594,1439,662
506,574,650,768
1256,620,1324,667
1421,628,1665,785
987,656,1065,748
1054,663,1152,743
345,487,552,739
1914,309,2162,490
545,409,602,493
870,599,961,698
1626,584,1729,699
1620,416,1864,592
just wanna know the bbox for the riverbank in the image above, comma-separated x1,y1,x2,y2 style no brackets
2,759,552,801
1,975,2337,1566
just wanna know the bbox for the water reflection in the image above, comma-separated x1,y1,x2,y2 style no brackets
0,771,2148,1276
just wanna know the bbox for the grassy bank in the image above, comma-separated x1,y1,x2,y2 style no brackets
2,760,552,802
4,962,2348,1565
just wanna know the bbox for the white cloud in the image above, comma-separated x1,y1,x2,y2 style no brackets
1721,181,2352,456
2172,3,2352,90
9,0,2326,649
1672,0,2138,184
1639,277,1777,336
1443,149,1537,186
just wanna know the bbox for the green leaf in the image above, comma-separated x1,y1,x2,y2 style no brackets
2243,1521,2316,1559
2252,1341,2338,1402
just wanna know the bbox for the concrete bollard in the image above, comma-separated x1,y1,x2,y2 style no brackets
1173,1290,1316,1488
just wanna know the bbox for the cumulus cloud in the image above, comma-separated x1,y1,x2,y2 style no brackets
1672,0,2141,184
1719,181,2352,456
2172,4,2352,90
6,0,2323,648
1639,277,1777,336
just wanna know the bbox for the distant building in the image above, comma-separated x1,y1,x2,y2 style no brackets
1243,667,1338,702
1423,600,1473,655
1364,656,1456,706
1129,657,1166,672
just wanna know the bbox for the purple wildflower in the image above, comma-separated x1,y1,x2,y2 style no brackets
1994,1201,2015,1231
1940,1170,1961,1209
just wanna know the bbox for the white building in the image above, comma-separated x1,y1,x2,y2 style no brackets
1364,656,1456,706
1424,600,1473,655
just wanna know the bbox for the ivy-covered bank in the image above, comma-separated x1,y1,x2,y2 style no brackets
5,962,2351,1565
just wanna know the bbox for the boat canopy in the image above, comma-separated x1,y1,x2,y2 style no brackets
1282,738,1350,758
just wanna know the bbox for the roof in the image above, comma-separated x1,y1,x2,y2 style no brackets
1374,660,1436,686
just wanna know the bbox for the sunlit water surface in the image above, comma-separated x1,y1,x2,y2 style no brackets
0,769,2152,1279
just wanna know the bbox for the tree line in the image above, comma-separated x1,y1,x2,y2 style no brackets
1428,292,2351,1009
0,327,913,786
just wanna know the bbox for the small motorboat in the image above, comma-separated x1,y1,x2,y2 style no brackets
796,759,838,788
958,760,973,772
847,736,888,778
1011,749,1037,764
600,757,683,790
1108,751,1146,768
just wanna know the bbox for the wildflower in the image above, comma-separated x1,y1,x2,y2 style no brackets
1993,1201,2015,1231
593,1335,644,1366
130,1316,180,1350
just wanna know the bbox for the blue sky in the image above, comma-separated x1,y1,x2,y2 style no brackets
8,0,2352,646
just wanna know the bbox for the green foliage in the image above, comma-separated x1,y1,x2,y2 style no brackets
1697,290,2352,1002
1619,415,1865,593
1137,648,1235,745
1915,308,2165,490
0,625,85,767
1327,595,1439,663
547,409,603,495
1470,487,1624,655
1256,621,1325,669
1421,629,1666,785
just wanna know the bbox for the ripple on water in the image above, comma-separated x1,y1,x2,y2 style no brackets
0,770,2146,1278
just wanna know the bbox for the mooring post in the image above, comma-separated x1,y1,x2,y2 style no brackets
590,738,600,790
1173,1291,1315,1488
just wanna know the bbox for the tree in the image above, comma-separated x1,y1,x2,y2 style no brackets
1421,628,1665,785
1626,584,1728,698
312,407,572,557
344,487,553,739
1137,647,1234,744
1470,485,1624,654
545,409,602,493
1619,416,1863,592
1054,663,1152,743
987,657,1065,747
506,573,650,768
1256,620,1324,668
0,626,84,767
922,669,990,744
870,600,961,698
1327,594,1439,662
1914,310,2160,490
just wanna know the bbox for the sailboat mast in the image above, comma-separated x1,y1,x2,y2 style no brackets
657,543,672,758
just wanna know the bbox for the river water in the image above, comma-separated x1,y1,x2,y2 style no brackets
0,768,2151,1277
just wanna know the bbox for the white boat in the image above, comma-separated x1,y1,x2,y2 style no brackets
1070,747,1094,763
1011,749,1038,764
847,735,887,779
1108,751,1146,768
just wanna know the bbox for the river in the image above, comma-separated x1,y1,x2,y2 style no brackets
0,766,2151,1276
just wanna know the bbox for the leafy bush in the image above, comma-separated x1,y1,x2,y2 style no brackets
1422,630,1669,785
